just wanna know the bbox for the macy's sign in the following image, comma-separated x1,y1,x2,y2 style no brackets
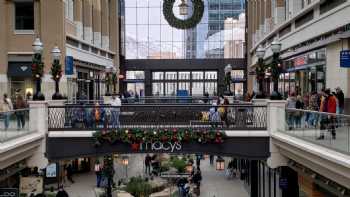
139,141,182,152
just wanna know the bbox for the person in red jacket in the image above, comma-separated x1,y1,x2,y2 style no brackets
326,89,337,139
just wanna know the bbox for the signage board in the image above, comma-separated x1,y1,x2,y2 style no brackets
0,188,19,197
65,56,74,75
340,50,350,68
19,176,43,196
46,163,57,178
279,177,288,189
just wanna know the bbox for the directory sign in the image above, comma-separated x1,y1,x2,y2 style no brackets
340,50,350,67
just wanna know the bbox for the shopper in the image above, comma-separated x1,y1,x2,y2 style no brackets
327,91,337,139
56,185,69,197
209,103,221,128
65,164,74,184
145,154,151,175
2,94,13,130
308,91,319,127
286,93,296,129
15,95,27,130
109,94,121,128
295,95,304,128
209,155,214,165
318,89,329,140
336,87,344,114
94,160,102,187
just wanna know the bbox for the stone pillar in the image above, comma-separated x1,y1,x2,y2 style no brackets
260,0,265,37
74,0,83,39
93,0,102,47
101,0,110,50
275,0,286,25
256,0,261,41
83,0,93,43
26,102,49,169
265,0,272,33
267,100,288,169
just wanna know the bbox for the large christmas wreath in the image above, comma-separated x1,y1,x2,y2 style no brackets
93,128,225,150
163,0,204,29
32,53,44,79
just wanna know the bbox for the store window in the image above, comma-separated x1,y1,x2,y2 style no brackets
15,1,34,30
65,0,74,21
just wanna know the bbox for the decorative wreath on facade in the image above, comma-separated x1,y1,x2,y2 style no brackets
32,54,44,79
163,0,204,29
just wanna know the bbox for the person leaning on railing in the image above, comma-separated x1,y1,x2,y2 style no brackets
1,94,13,130
14,95,28,130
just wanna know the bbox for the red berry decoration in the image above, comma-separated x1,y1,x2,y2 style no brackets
131,143,140,151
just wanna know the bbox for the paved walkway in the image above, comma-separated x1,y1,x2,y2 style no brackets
64,156,249,197
200,158,249,197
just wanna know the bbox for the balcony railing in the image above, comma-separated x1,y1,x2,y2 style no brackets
48,104,267,131
0,109,31,142
282,108,350,154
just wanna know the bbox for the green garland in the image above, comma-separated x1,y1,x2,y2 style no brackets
32,53,44,79
163,0,204,29
93,128,225,148
50,60,62,81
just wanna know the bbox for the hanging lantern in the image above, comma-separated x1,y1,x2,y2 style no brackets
179,0,189,16
216,157,225,171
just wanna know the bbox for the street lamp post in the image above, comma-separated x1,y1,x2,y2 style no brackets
103,155,114,197
32,38,45,100
270,39,282,100
224,64,232,95
51,46,63,100
112,67,117,95
255,45,266,98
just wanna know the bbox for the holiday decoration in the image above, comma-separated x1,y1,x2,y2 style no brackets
93,128,226,149
32,53,44,79
163,0,204,29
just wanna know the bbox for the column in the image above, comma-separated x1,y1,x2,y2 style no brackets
291,0,302,16
250,160,259,197
260,0,266,37
256,0,261,42
265,0,272,33
74,0,83,39
275,0,286,25
93,0,102,47
83,0,93,43
101,0,109,50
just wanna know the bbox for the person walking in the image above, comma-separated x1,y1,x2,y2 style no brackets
295,95,304,128
56,185,69,197
318,89,329,140
109,94,121,128
209,155,214,165
336,87,344,114
94,160,102,187
145,154,151,175
15,95,27,130
327,91,337,139
65,164,74,184
286,93,296,130
308,91,319,127
2,94,13,130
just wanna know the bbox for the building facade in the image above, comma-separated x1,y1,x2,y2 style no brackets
246,0,350,196
0,0,120,100
120,0,247,97
247,0,350,104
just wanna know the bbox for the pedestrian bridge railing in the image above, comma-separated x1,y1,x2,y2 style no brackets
278,108,350,154
47,104,267,131
0,108,31,143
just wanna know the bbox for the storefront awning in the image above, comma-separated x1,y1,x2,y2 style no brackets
286,61,325,72
7,62,32,77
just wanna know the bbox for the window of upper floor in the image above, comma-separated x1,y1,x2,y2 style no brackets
15,1,34,31
65,0,74,22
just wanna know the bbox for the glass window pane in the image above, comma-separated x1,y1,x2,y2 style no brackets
125,0,137,7
178,72,190,80
165,72,177,80
15,2,34,30
152,83,164,96
137,25,148,42
192,71,204,80
178,82,190,93
161,42,173,58
149,8,161,24
137,8,148,24
148,41,161,59
126,71,145,79
149,0,161,7
125,42,137,59
152,72,164,80
149,25,161,42
192,82,204,96
125,8,136,24
161,25,173,41
205,82,217,95
165,83,177,96
173,42,184,59
205,71,218,80
137,0,148,7
137,42,149,59
231,70,244,79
